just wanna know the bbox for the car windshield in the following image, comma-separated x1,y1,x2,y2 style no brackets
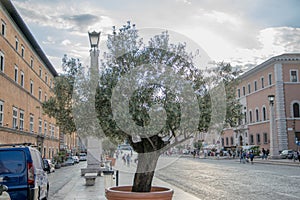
0,151,26,174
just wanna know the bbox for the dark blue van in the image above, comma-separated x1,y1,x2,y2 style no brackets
0,143,49,200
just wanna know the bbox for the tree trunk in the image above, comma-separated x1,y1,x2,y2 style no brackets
131,151,160,192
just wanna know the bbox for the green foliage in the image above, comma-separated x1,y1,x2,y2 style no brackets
42,55,82,135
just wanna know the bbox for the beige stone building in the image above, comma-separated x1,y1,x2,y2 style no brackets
222,53,300,156
0,0,60,159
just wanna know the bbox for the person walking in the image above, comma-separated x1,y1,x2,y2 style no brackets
261,148,266,160
240,151,246,164
293,150,298,162
249,151,255,164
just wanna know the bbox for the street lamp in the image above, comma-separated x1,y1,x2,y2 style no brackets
84,31,103,172
268,94,279,158
268,95,275,106
88,31,100,49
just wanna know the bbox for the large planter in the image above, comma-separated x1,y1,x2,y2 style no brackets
105,186,173,200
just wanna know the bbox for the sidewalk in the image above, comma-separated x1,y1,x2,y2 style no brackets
51,161,201,200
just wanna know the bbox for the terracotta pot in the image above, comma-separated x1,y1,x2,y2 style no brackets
106,157,116,166
105,185,173,200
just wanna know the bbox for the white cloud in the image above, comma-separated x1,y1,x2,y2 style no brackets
61,39,71,46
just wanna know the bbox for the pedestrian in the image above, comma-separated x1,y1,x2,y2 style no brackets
204,149,207,158
261,148,266,160
192,150,196,159
126,153,131,166
293,150,298,162
249,152,254,164
240,151,246,164
266,149,270,159
297,150,300,163
122,154,126,165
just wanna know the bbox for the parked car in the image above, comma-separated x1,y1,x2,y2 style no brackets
72,156,79,164
64,157,75,166
79,153,87,161
280,150,293,159
0,143,49,200
43,159,55,173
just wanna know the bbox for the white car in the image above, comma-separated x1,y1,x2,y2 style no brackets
79,153,87,161
72,156,79,163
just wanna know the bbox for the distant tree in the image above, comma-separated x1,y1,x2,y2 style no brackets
42,55,81,135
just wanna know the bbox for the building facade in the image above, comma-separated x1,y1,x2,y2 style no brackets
222,54,300,156
0,1,59,159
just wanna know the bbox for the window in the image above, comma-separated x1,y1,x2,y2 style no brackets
256,109,259,122
15,37,18,51
44,121,48,136
268,73,272,85
14,65,18,82
0,51,4,72
39,67,42,77
293,103,300,117
44,93,47,101
242,86,245,96
263,133,268,144
19,110,24,131
30,57,33,68
244,112,247,124
256,133,261,144
38,119,42,134
290,70,298,82
51,125,55,137
21,45,25,58
261,77,264,88
12,107,18,129
248,83,251,94
250,134,254,145
254,81,257,91
1,20,6,36
29,114,34,133
45,73,48,84
226,137,229,146
50,79,52,88
249,111,252,123
20,71,24,87
30,80,33,95
237,89,240,98
262,107,266,121
230,137,234,145
38,88,42,101
0,101,3,126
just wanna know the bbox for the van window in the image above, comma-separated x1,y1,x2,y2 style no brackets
0,151,26,174
30,149,43,170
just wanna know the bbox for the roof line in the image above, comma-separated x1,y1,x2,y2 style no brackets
2,0,58,77
239,53,300,79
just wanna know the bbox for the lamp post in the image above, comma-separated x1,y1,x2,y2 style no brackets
268,94,279,158
85,31,102,172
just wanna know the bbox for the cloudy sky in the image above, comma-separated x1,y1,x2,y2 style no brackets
11,0,300,73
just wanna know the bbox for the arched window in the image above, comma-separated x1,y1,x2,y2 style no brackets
262,107,266,121
294,103,300,117
249,111,252,123
256,109,259,122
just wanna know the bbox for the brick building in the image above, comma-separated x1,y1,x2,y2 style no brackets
222,53,300,156
0,0,60,159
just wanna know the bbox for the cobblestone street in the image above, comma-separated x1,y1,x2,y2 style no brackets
155,157,300,200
